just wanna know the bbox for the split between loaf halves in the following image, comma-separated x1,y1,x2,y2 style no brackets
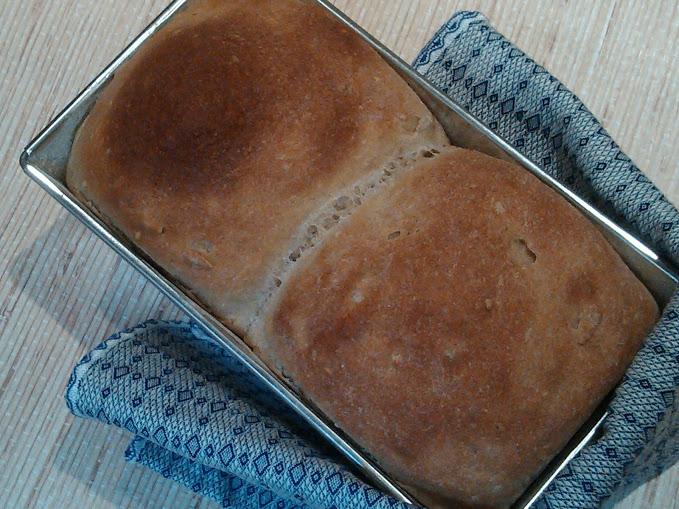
66,1,659,508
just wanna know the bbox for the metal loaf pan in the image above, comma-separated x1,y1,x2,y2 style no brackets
20,1,678,506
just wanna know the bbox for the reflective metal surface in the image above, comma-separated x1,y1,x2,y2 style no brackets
21,1,678,506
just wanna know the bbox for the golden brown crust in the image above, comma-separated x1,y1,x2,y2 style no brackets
67,0,447,335
67,2,658,505
264,147,658,508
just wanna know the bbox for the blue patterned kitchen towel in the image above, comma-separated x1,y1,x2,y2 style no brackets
66,320,409,509
66,10,679,509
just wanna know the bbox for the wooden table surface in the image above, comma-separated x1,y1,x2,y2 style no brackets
1,0,678,507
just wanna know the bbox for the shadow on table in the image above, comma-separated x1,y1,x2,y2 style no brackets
5,214,202,505
5,212,184,348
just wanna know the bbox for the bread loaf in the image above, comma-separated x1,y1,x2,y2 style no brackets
67,0,448,337
67,1,658,507
260,146,658,507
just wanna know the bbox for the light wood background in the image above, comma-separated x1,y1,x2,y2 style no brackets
1,0,677,507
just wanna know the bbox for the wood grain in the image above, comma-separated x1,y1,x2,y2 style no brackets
0,0,677,507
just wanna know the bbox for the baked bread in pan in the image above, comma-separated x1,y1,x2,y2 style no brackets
67,0,658,507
